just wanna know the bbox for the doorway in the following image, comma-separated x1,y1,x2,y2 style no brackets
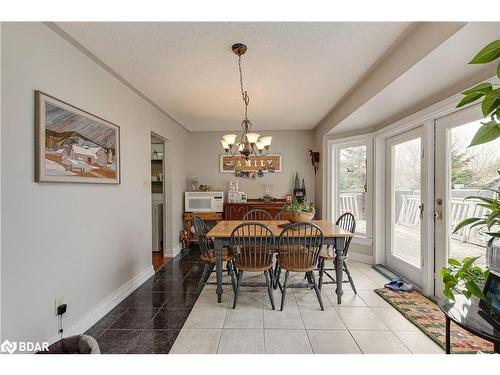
384,127,425,288
434,105,500,296
151,134,168,271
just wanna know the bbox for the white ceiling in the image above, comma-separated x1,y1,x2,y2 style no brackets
332,22,500,134
56,22,410,132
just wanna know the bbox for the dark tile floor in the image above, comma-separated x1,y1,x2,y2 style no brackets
85,246,204,354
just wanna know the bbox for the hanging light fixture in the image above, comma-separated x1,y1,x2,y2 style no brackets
221,43,272,160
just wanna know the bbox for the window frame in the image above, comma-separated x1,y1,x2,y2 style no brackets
327,134,373,245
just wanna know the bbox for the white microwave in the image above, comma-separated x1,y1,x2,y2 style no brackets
185,191,224,212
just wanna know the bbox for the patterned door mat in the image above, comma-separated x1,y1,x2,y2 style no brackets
375,288,494,354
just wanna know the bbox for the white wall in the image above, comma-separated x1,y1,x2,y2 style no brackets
1,23,189,343
188,131,316,204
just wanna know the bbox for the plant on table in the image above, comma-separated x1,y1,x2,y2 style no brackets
439,257,490,301
283,197,315,222
283,197,314,214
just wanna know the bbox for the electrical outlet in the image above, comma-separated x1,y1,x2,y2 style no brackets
54,297,65,316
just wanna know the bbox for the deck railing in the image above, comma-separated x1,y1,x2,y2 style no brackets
395,190,492,246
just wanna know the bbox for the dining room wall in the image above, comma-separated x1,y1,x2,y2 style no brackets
187,130,316,204
1,22,189,344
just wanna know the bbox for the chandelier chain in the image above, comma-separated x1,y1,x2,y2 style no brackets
238,54,250,120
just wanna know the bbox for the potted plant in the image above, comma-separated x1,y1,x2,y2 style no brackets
283,197,315,223
439,256,490,301
440,194,498,304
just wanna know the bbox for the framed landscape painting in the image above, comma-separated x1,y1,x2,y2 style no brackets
35,91,120,184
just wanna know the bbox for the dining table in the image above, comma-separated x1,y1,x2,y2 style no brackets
206,220,354,304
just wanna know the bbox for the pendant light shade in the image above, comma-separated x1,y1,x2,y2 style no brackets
260,136,272,147
220,139,229,150
222,134,237,146
245,133,260,144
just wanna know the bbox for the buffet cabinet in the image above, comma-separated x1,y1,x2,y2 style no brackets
224,200,286,220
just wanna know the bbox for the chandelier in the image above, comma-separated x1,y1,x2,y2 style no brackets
221,43,272,160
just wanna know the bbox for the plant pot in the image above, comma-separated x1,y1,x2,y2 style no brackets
284,207,315,223
486,239,500,273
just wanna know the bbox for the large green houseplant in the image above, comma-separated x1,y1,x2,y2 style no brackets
439,40,500,301
443,185,499,301
455,40,500,146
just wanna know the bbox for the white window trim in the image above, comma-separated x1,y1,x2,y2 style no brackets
326,133,374,245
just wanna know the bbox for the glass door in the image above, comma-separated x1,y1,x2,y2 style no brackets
435,105,500,296
385,127,425,286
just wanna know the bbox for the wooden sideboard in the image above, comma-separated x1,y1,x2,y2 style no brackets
224,199,286,220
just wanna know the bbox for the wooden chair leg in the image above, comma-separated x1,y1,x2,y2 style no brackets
197,263,211,294
306,272,313,286
343,261,357,294
264,269,275,310
226,261,231,276
310,271,324,311
318,259,325,290
232,270,243,309
273,264,281,290
228,262,237,294
280,270,290,311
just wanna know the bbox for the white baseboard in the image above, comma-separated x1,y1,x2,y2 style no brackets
349,251,374,265
165,243,182,258
48,264,154,344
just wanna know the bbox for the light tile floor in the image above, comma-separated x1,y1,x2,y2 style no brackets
169,260,444,354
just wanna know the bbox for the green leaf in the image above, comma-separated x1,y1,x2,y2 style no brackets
465,281,486,300
456,91,484,108
469,220,488,229
497,62,500,79
485,232,500,238
469,40,500,64
462,256,481,267
481,89,500,117
465,195,496,204
448,258,461,267
452,217,482,233
443,288,455,301
461,82,493,95
438,267,445,276
469,121,500,147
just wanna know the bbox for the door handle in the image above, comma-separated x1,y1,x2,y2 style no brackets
419,203,424,219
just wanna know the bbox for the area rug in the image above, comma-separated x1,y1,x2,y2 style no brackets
375,288,494,354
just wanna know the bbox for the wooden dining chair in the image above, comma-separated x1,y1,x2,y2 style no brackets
230,222,276,310
275,222,324,311
193,216,236,294
243,208,273,221
274,210,285,221
317,212,357,293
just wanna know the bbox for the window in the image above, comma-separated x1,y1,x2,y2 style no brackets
328,136,372,240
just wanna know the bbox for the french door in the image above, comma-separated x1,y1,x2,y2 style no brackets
434,105,500,296
385,127,425,287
